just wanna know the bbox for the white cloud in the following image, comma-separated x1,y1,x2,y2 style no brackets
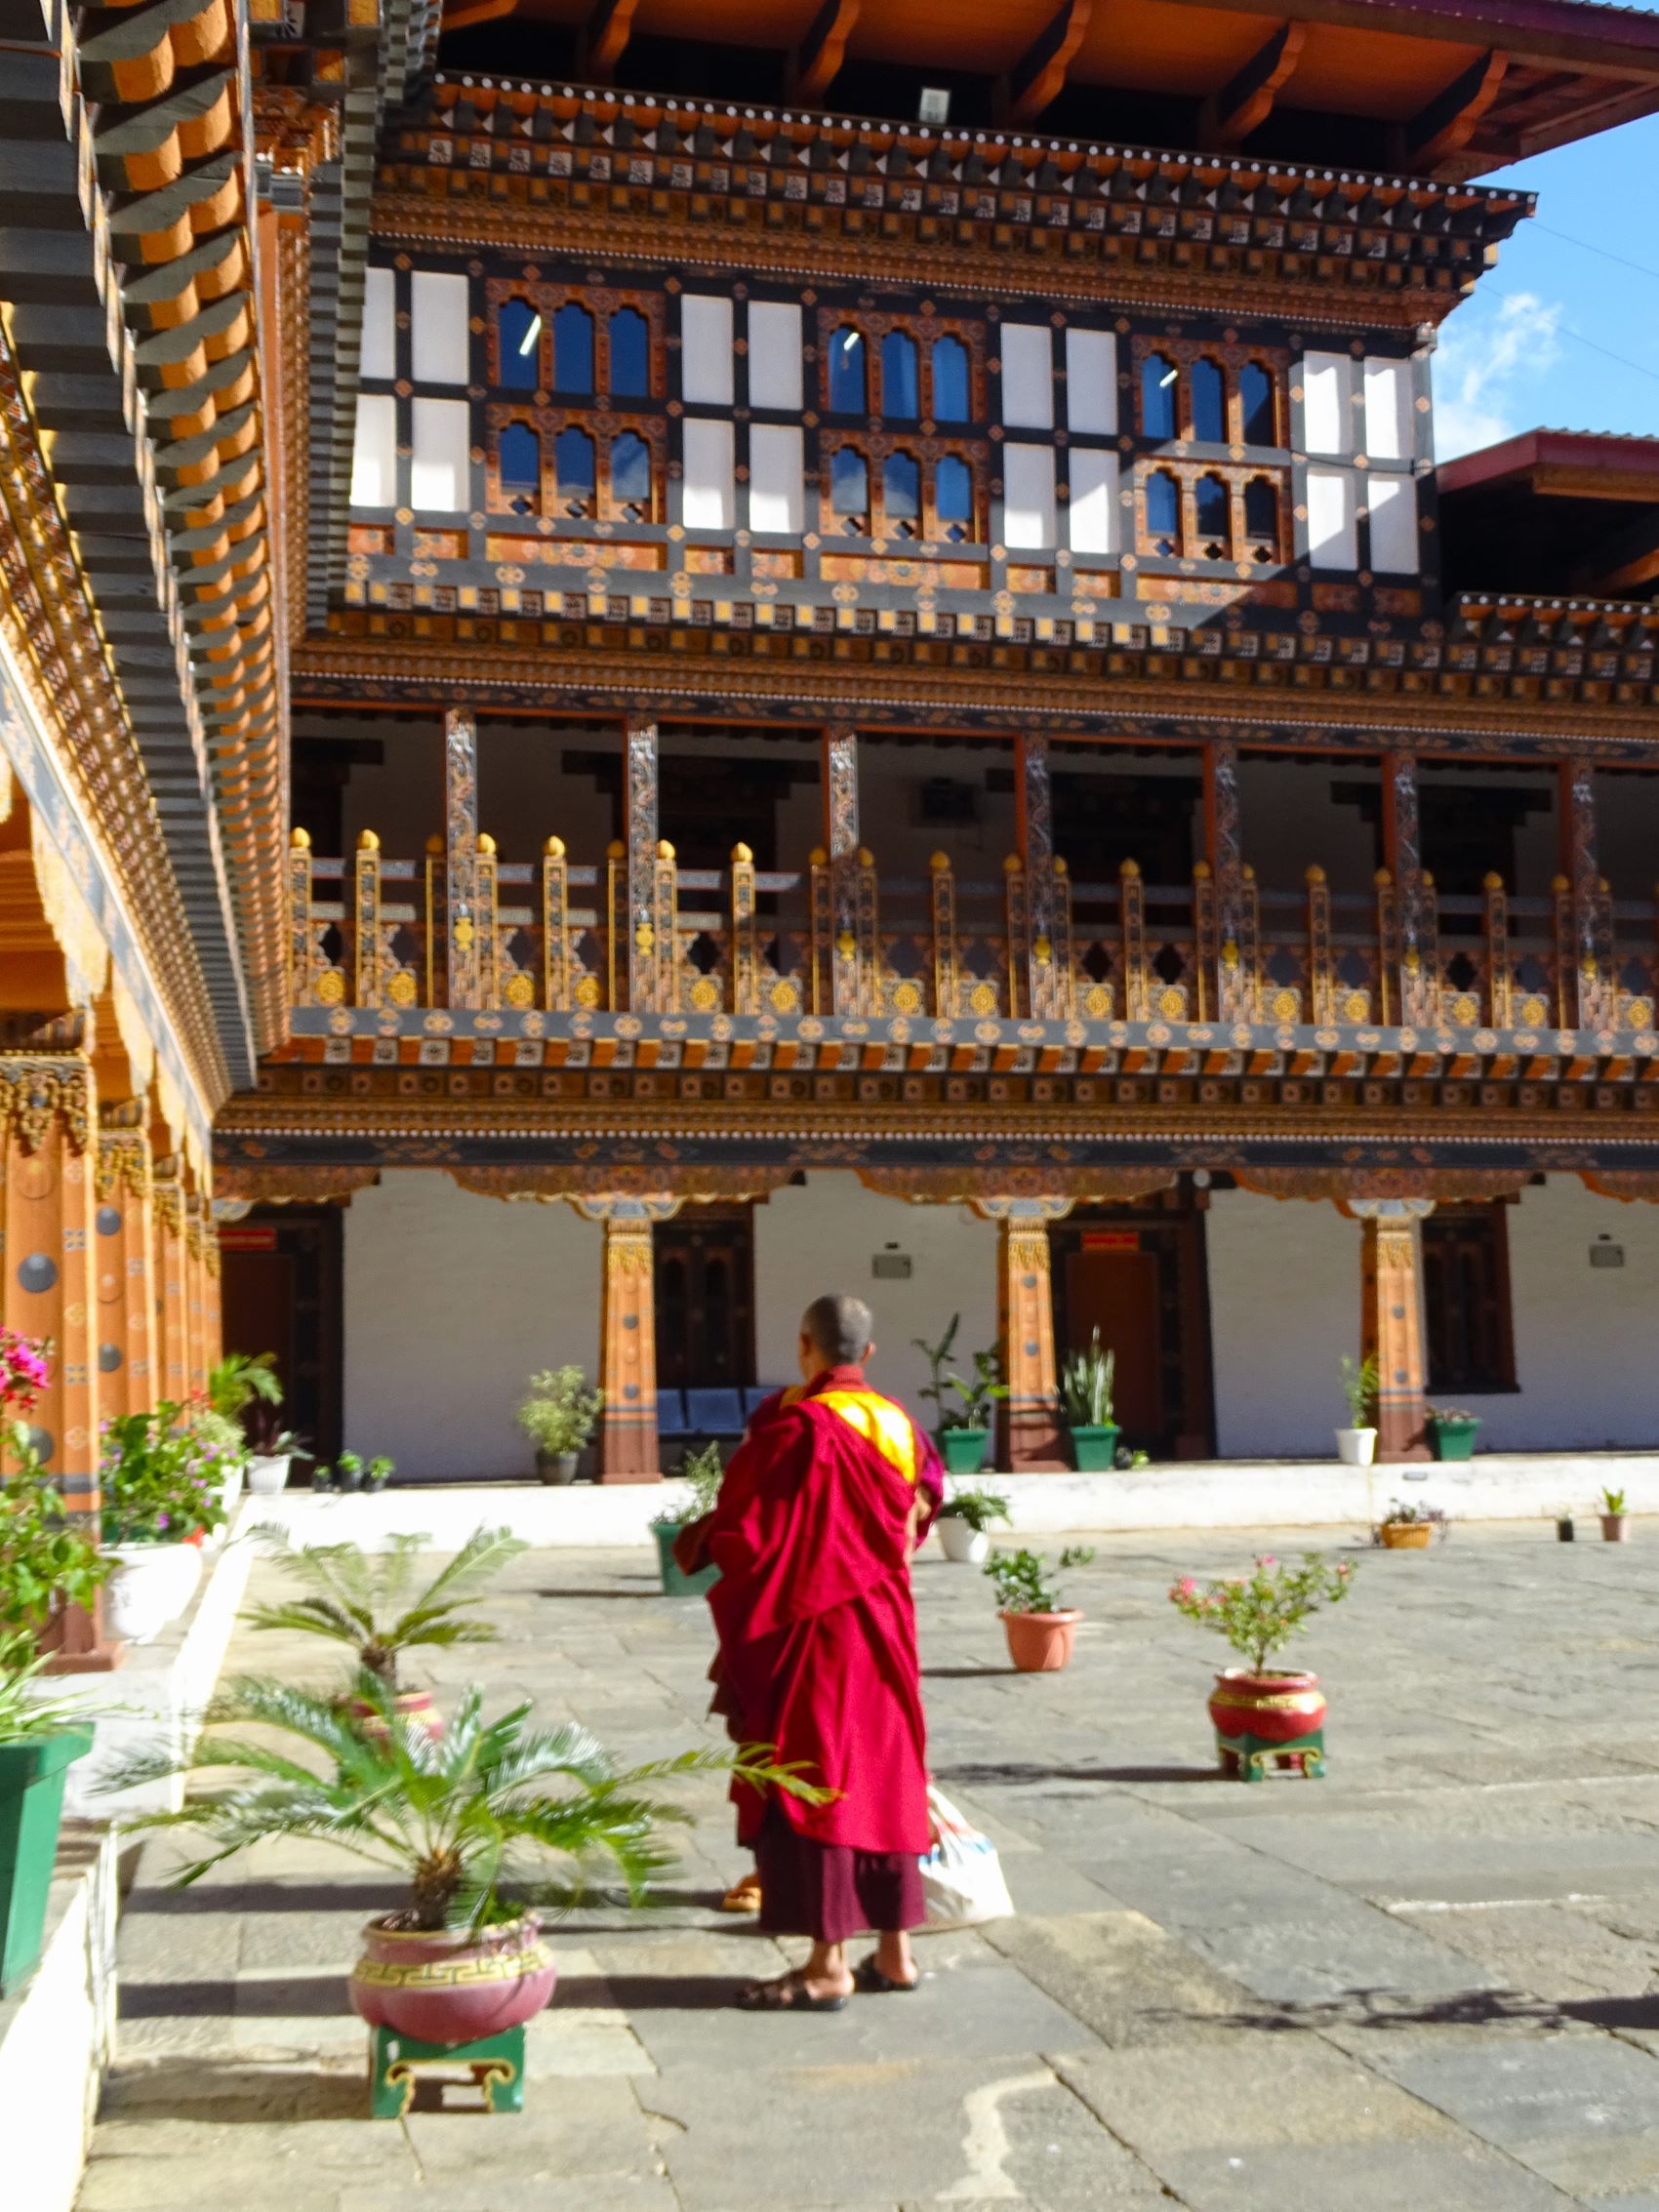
1432,291,1562,463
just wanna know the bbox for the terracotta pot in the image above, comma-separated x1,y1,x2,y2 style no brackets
347,1687,442,1739
1207,1669,1326,1748
1380,1521,1432,1548
1601,1513,1629,1544
349,1910,557,2042
1000,1608,1078,1672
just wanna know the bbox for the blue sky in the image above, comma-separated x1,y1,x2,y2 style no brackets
1436,97,1659,460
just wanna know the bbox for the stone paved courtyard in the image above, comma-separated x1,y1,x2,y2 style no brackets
76,1521,1659,2212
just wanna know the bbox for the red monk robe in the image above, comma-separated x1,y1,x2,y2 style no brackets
695,1365,943,1910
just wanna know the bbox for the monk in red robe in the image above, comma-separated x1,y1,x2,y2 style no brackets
679,1293,942,2009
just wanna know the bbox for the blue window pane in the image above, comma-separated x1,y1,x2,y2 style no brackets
884,452,920,521
1240,364,1275,446
829,327,866,414
555,426,596,502
933,337,969,422
610,308,649,397
1145,470,1179,546
830,446,868,515
936,454,972,522
1244,477,1277,539
499,300,540,389
499,422,540,491
1143,354,1177,439
882,332,919,419
553,303,594,395
1195,474,1229,546
611,431,651,508
1192,359,1226,443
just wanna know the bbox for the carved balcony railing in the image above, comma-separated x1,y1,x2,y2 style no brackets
285,829,1659,1055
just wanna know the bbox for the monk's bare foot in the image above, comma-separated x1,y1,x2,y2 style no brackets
739,1968,851,2011
857,1934,919,1992
721,1871,763,1913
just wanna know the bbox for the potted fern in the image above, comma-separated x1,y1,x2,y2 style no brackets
651,1444,726,1595
912,1315,1008,1475
1336,1355,1378,1467
102,1672,825,2049
515,1366,602,1484
984,1545,1094,1671
934,1485,1010,1565
242,1524,529,1731
1058,1331,1118,1471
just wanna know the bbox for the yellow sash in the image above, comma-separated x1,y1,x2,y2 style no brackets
785,1384,918,1485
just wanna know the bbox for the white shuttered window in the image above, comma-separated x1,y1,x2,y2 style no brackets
1068,450,1118,555
361,266,396,381
349,393,397,507
410,397,469,511
1064,328,1117,435
749,424,803,534
1306,465,1358,570
1000,325,1054,430
681,296,735,406
748,302,802,411
410,271,469,385
681,417,735,529
1367,473,1419,572
1003,443,1057,548
1302,352,1355,457
1363,358,1414,463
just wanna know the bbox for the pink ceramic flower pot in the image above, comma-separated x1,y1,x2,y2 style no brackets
348,1911,557,2043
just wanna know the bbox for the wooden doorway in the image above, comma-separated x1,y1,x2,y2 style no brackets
219,1206,344,1464
653,1209,755,1391
1052,1198,1215,1460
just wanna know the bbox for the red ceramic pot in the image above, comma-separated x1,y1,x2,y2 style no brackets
347,1687,442,1739
1207,1669,1326,1747
348,1911,557,2042
1001,1609,1079,1673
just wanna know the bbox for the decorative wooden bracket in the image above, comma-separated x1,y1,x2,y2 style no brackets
787,0,861,103
995,0,1094,127
1394,49,1508,171
1200,22,1306,149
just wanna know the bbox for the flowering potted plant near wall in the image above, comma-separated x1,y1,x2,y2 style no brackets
1376,1498,1450,1549
101,1406,230,1644
1336,1355,1379,1467
516,1366,602,1485
1427,1405,1481,1462
105,1674,825,2060
984,1545,1094,1672
1169,1551,1358,1780
1598,1487,1629,1544
651,1444,726,1596
934,1486,1010,1566
913,1315,1008,1475
1058,1332,1118,1472
242,1524,528,1734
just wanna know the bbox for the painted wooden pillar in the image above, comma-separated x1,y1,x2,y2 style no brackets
1349,1196,1433,1463
444,706,480,1009
821,723,862,1015
579,1195,678,1482
1558,761,1615,1032
1015,733,1066,1020
152,1155,190,1406
202,1208,223,1382
93,1102,154,1421
623,715,661,1013
1381,751,1436,1027
975,1197,1070,1470
1202,740,1249,1023
183,1185,211,1398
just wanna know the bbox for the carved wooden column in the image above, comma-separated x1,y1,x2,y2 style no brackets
1558,762,1614,1031
1348,1196,1433,1463
974,1197,1071,1470
1203,740,1249,1023
1014,733,1066,1020
444,706,480,1008
152,1155,191,1405
93,1102,154,1420
821,723,862,1015
1381,751,1436,1026
184,1184,211,1397
623,715,661,1013
578,1195,679,1482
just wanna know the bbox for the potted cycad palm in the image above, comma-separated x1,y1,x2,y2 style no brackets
651,1444,726,1595
242,1524,529,1732
515,1367,602,1484
104,1673,825,2049
1336,1355,1378,1467
985,1546,1094,1671
1058,1331,1118,1471
934,1485,1010,1565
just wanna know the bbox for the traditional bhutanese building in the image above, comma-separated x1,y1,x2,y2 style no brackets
7,0,1659,1524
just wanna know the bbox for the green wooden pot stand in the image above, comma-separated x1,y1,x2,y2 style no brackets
371,2025,525,2117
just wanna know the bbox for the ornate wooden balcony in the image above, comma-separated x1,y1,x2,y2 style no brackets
283,827,1659,1082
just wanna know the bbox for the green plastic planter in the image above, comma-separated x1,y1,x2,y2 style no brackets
937,1427,990,1475
1069,1423,1120,1472
0,1727,94,1996
653,1522,719,1597
1430,1419,1480,1462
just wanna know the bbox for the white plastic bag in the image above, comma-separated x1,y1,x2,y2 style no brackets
918,1784,1014,1926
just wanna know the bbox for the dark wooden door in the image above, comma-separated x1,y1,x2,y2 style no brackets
1064,1249,1164,1444
1052,1205,1216,1459
653,1215,755,1390
219,1206,343,1462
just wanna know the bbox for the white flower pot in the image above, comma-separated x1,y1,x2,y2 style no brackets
104,1542,203,1645
213,1461,245,1536
1336,1427,1377,1467
938,1518,991,1565
247,1454,292,1496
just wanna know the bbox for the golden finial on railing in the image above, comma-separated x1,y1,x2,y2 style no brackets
545,835,566,859
290,825,310,849
657,839,675,862
357,828,380,851
732,841,753,865
478,832,497,855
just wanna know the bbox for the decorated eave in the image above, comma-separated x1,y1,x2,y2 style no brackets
374,74,1532,321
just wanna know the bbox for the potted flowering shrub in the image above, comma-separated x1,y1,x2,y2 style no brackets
1427,1405,1481,1462
651,1444,725,1596
1336,1354,1378,1467
984,1545,1094,1671
1058,1332,1118,1471
913,1315,1007,1475
1376,1498,1450,1549
1169,1551,1358,1780
101,1406,229,1643
1598,1487,1629,1544
516,1366,602,1484
934,1485,1010,1565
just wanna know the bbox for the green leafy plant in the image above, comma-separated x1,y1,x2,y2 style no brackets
912,1317,1008,1431
1340,1354,1379,1428
0,1428,107,1635
1600,1486,1628,1515
101,1671,830,1933
1169,1551,1357,1674
336,1452,364,1492
101,1406,230,1545
652,1442,725,1531
912,1314,962,1423
1427,1406,1479,1427
984,1545,1095,1616
364,1456,394,1493
242,1525,529,1688
207,1353,283,1424
1058,1331,1115,1428
0,1629,97,1747
516,1366,602,1458
936,1485,1010,1533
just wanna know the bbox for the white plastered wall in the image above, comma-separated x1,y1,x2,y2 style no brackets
344,1171,601,1477
1205,1189,1360,1457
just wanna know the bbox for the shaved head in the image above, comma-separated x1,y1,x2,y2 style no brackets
801,1293,874,1368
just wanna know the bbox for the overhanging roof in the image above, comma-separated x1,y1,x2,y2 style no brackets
1438,429,1659,599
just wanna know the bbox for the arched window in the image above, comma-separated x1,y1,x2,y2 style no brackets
1240,363,1276,446
1142,354,1178,439
882,332,919,419
1243,475,1278,558
1195,473,1231,556
883,451,920,536
552,303,594,396
936,454,974,542
609,307,650,398
1145,468,1180,555
610,430,652,519
1191,358,1226,443
829,445,869,530
499,299,541,389
932,336,970,422
497,422,541,511
829,327,867,414
554,425,596,516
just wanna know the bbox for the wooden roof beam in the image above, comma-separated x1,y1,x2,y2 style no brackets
581,0,643,85
994,0,1094,128
1391,48,1509,169
1200,22,1306,150
786,0,861,104
444,0,518,32
1570,505,1659,597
